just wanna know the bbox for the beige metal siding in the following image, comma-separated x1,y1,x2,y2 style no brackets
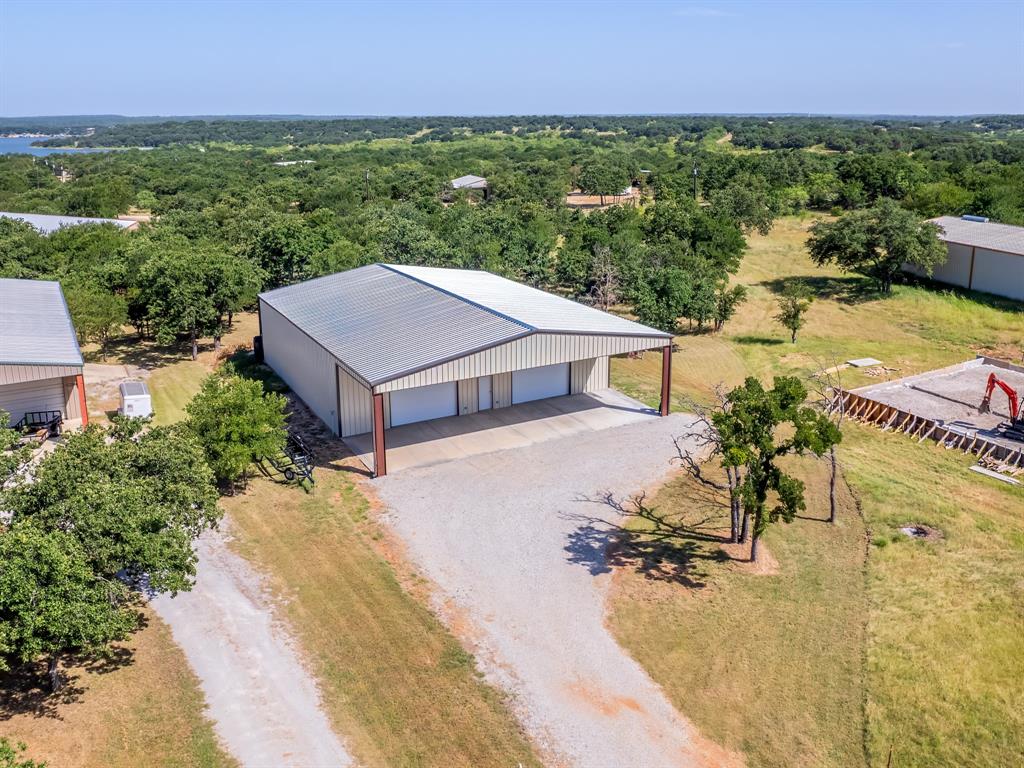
338,366,373,436
63,375,81,419
0,378,66,423
0,363,81,386
570,357,609,394
591,356,609,390
376,333,661,393
970,248,1024,301
458,378,479,415
934,242,973,287
260,300,341,434
492,372,512,409
383,392,392,429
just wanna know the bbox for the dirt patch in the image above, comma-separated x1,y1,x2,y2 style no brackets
899,523,943,541
720,541,780,575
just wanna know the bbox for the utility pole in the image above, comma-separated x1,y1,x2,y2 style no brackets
692,162,699,201
363,169,370,203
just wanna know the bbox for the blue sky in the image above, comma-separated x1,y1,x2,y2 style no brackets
2,0,1022,116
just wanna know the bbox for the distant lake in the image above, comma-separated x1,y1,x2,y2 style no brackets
0,136,116,156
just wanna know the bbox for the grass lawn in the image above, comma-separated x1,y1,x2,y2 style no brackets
610,215,1024,768
0,608,234,768
223,470,540,767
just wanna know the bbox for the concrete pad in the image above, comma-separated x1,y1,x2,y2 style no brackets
854,357,1024,451
344,389,658,474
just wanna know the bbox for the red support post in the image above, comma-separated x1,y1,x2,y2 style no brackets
659,344,672,417
76,373,89,426
372,393,387,478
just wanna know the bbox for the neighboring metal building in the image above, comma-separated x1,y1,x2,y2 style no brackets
449,174,489,200
905,215,1024,302
0,211,138,235
0,278,87,428
450,174,488,190
258,264,673,476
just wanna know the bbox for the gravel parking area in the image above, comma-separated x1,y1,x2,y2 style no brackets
375,413,730,768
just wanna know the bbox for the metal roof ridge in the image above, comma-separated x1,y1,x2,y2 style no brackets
378,263,536,332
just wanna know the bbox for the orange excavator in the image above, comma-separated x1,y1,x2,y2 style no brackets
979,372,1024,441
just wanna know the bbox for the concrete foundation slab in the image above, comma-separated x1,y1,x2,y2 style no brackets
852,357,1024,452
344,388,658,474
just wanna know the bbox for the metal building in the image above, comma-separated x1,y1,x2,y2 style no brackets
0,211,138,235
904,216,1024,302
0,278,88,430
258,264,673,476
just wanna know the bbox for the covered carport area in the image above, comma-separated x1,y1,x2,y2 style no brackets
344,388,657,474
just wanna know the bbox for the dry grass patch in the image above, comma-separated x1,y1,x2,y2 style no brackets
608,457,868,768
0,608,232,768
222,471,540,768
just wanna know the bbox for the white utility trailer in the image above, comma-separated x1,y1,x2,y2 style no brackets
118,380,153,418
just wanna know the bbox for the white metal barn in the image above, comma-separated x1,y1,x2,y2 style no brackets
904,216,1024,302
0,278,88,430
258,264,673,476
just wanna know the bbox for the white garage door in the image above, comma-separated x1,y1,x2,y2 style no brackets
512,363,570,405
389,381,457,427
0,378,66,425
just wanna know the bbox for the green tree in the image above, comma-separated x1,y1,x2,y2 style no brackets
710,174,775,235
208,252,263,349
65,283,127,359
0,521,138,692
139,244,221,359
775,285,812,342
904,181,974,218
5,423,220,595
634,267,690,334
185,374,288,486
713,376,841,562
713,282,748,332
578,160,631,205
806,198,946,293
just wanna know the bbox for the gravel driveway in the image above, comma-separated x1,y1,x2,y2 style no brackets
375,412,726,768
152,526,352,768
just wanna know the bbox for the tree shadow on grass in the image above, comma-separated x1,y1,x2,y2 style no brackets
561,487,734,589
733,335,786,346
85,333,199,369
0,644,137,721
760,275,883,305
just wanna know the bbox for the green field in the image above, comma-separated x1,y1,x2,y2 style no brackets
609,216,1024,768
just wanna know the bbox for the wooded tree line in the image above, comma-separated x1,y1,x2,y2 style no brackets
16,113,1022,150
0,117,1020,352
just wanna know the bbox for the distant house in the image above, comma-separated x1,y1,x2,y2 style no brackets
905,216,1024,302
0,278,88,431
449,174,489,200
0,211,138,235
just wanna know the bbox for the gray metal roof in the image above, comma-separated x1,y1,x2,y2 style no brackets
0,211,136,235
389,264,669,337
259,264,669,387
0,278,84,366
450,174,488,189
119,381,149,397
930,216,1024,256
